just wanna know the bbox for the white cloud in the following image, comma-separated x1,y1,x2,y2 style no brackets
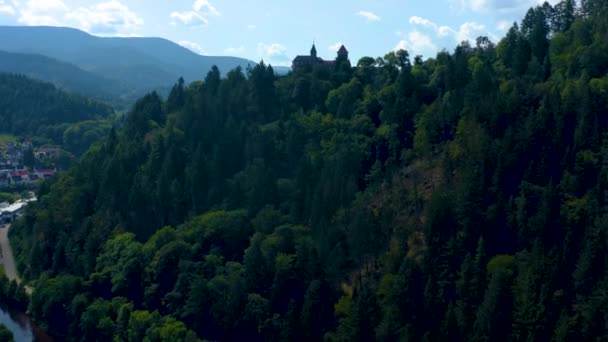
171,0,219,27
470,0,490,12
179,40,207,55
247,24,256,30
407,15,489,45
14,0,143,34
65,1,143,34
170,11,207,26
0,0,15,15
394,40,408,51
257,42,287,58
24,0,66,12
193,0,219,15
224,46,245,55
456,21,486,42
257,42,290,65
328,42,343,52
394,31,436,56
450,0,559,14
497,20,511,31
409,32,436,53
409,16,454,37
488,32,500,43
355,10,380,22
17,0,67,25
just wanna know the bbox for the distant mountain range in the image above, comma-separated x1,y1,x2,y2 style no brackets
0,26,259,108
273,66,291,75
0,50,126,100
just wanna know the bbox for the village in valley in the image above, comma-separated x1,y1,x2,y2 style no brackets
0,141,60,188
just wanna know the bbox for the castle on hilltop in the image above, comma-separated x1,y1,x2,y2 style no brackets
292,43,349,70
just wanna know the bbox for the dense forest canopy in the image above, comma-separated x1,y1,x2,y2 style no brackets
9,0,608,340
0,73,114,154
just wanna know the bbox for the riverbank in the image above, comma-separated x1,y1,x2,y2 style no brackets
0,223,51,341
0,224,20,284
0,224,32,295
0,305,34,342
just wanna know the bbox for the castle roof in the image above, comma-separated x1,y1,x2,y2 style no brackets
292,55,323,64
292,43,348,69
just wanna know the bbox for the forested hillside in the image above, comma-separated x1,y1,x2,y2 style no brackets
0,73,113,152
0,50,128,102
10,0,608,341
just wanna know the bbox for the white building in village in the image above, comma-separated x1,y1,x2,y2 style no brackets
0,198,36,223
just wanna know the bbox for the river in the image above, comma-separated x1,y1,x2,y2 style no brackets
0,219,51,342
0,221,34,342
0,305,34,342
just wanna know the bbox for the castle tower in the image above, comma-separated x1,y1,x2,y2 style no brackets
310,43,317,58
337,45,348,60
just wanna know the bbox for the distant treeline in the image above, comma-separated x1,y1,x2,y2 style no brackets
0,73,114,155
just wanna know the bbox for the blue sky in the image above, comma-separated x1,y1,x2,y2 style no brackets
0,0,558,66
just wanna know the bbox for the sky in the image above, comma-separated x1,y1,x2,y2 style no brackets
0,0,560,66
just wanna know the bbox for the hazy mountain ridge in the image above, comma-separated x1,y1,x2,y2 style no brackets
0,26,256,96
0,50,125,98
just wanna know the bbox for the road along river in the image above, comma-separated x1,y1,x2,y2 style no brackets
0,215,52,341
